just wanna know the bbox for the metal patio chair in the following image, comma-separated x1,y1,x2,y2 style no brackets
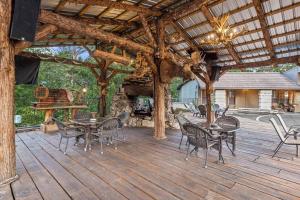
52,118,85,155
175,114,189,149
117,112,130,141
270,118,300,157
215,116,240,156
92,118,119,154
198,104,207,118
74,111,92,120
183,123,223,168
274,113,300,137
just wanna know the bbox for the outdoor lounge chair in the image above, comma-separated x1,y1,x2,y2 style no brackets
198,105,207,118
183,123,223,168
184,103,200,116
269,118,300,157
175,114,189,149
92,118,119,154
215,116,240,156
52,118,85,155
274,113,300,136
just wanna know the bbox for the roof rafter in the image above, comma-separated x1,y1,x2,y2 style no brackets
223,55,299,70
67,0,161,16
55,0,68,12
168,20,199,52
253,0,275,58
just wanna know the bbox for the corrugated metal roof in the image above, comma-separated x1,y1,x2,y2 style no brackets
32,0,300,69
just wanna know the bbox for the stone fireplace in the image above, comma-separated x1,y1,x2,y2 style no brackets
111,88,176,128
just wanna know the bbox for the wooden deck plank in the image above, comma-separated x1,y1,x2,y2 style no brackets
11,154,43,200
18,134,100,200
0,185,14,200
15,138,71,200
8,116,300,200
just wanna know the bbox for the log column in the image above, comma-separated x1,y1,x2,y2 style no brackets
205,81,214,125
0,0,17,185
154,74,166,139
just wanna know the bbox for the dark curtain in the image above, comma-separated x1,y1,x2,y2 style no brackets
15,55,40,85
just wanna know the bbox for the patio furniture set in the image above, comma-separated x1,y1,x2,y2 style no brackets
52,111,130,155
176,113,240,168
177,109,300,168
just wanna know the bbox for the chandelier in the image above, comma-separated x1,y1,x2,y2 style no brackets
200,14,247,46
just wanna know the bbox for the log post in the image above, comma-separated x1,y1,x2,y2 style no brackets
205,81,214,125
0,0,18,185
154,74,166,139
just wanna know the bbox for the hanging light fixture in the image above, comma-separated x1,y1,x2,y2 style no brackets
200,2,247,46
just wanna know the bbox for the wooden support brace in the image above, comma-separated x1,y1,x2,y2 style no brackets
93,49,132,65
39,10,154,55
14,24,58,54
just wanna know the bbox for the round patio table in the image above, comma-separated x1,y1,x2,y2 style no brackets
70,117,106,151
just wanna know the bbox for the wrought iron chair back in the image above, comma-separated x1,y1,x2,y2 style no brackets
184,123,208,149
198,105,207,117
117,112,130,128
215,116,240,131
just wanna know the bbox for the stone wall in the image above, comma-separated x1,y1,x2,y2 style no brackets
111,88,177,128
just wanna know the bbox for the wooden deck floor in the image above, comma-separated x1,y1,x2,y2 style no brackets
2,117,300,200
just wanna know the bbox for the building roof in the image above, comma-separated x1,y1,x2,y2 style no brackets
188,71,300,90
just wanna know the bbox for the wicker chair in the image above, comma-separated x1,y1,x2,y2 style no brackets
215,116,240,156
183,123,223,168
198,105,207,118
117,112,130,141
92,118,119,154
175,115,189,149
52,118,85,155
270,118,300,157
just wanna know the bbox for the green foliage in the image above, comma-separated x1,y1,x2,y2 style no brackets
170,77,183,101
15,47,127,126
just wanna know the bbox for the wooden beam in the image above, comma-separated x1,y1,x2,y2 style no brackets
253,0,275,58
19,52,98,68
223,56,299,70
68,0,161,16
71,16,138,27
0,0,17,185
162,0,209,20
200,5,241,64
154,74,166,139
157,20,166,59
39,10,154,54
14,24,58,54
169,20,199,52
138,13,157,47
39,38,96,44
93,49,132,65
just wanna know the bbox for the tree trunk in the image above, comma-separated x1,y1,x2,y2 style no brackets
0,0,17,185
154,74,166,139
205,82,214,125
